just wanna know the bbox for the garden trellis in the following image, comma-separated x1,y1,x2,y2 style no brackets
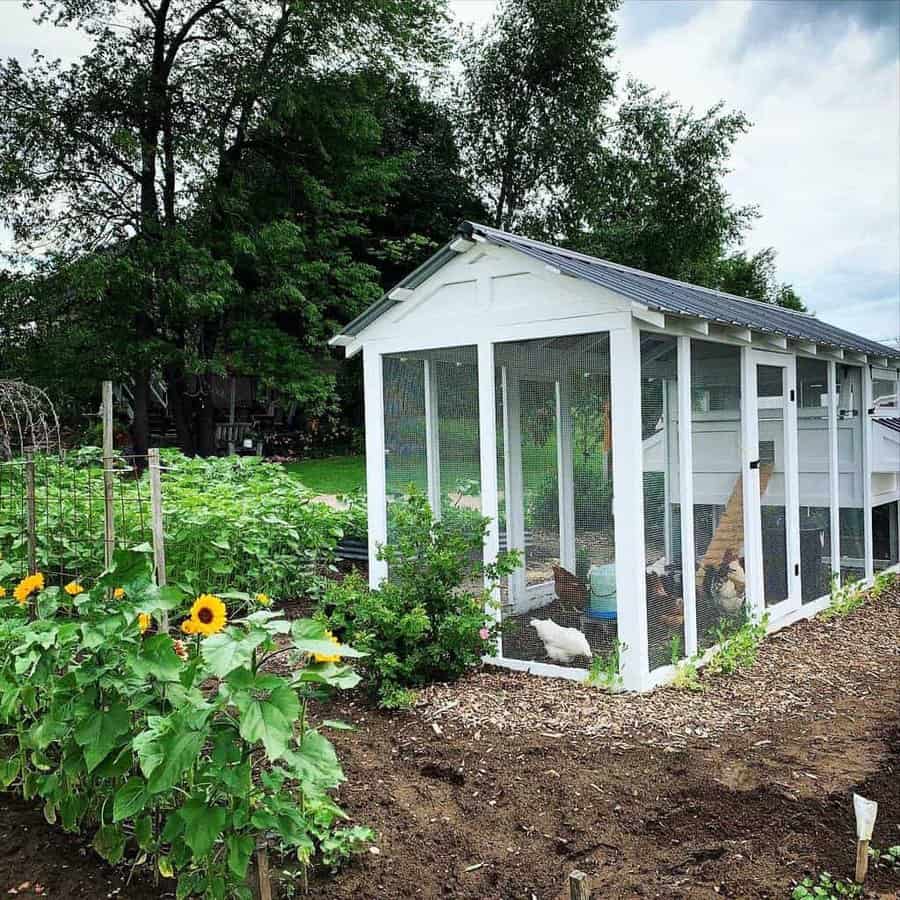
331,221,900,691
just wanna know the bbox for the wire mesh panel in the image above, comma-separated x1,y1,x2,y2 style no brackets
640,335,684,670
494,333,615,668
796,357,832,603
756,364,789,608
872,377,898,410
382,348,481,547
873,501,899,570
691,340,746,651
837,365,865,582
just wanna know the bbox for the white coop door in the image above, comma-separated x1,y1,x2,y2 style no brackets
751,350,801,618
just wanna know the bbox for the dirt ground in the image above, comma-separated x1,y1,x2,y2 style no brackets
2,590,899,900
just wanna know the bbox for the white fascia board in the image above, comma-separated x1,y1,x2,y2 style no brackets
449,236,475,253
328,334,352,348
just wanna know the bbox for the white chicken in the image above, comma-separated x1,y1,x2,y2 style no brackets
530,618,591,664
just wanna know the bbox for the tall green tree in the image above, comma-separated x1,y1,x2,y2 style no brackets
0,0,447,454
710,248,806,311
564,81,758,285
455,0,618,232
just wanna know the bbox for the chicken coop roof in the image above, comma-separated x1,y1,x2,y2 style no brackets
332,222,900,361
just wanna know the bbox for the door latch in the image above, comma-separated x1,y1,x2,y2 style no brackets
749,459,760,470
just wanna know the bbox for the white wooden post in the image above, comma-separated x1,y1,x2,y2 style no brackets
363,346,388,587
784,359,802,603
423,358,442,519
477,341,502,656
677,336,698,657
827,361,841,580
610,326,648,690
862,365,874,580
741,347,764,621
148,447,168,633
556,375,576,572
501,366,527,605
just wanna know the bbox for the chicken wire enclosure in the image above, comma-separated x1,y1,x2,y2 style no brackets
796,357,832,604
382,347,482,541
837,365,866,583
493,333,615,669
691,341,747,651
640,335,685,670
343,221,900,690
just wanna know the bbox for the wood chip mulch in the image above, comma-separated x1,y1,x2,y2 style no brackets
416,588,900,748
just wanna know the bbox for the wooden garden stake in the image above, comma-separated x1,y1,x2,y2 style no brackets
853,793,877,884
102,380,115,570
569,869,589,900
256,847,273,900
24,448,36,576
148,447,168,632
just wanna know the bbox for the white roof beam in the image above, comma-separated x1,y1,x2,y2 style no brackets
845,351,868,364
724,327,752,344
794,340,817,355
667,316,709,336
388,287,414,301
752,332,788,350
630,302,666,328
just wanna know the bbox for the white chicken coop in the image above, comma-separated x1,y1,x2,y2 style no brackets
331,223,900,691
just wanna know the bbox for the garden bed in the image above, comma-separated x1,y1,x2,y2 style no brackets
2,588,899,899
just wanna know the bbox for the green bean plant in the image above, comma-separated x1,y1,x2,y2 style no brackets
0,549,370,899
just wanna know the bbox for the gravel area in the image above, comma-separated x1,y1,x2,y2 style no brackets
417,585,900,748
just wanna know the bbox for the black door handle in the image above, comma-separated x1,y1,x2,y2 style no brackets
749,459,760,470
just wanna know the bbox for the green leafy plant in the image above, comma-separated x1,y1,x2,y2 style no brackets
0,451,354,599
319,490,519,708
0,548,369,899
706,612,769,676
820,574,865,621
868,569,897,600
671,655,703,692
584,640,627,691
791,872,862,899
667,634,684,666
869,843,900,871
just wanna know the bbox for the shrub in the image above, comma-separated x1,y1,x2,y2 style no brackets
319,491,519,707
0,549,369,899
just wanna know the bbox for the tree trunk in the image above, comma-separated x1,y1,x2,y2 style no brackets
131,369,151,465
164,364,195,456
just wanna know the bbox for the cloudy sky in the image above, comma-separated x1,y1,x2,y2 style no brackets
451,0,900,346
2,0,899,345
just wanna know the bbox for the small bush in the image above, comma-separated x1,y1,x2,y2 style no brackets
319,490,519,707
0,549,368,899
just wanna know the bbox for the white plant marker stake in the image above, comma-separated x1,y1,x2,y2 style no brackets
853,792,877,883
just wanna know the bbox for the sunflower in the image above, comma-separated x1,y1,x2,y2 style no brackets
180,619,196,635
113,587,125,600
138,612,151,634
313,630,342,664
64,581,84,596
0,587,5,599
13,572,44,605
188,594,227,637
255,592,271,606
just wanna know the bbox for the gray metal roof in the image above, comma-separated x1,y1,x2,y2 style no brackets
335,221,900,361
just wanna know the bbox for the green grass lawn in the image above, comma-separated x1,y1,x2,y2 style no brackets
282,455,366,495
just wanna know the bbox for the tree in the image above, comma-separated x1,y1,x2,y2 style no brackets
710,248,806,311
455,0,618,232
0,0,447,454
564,81,757,284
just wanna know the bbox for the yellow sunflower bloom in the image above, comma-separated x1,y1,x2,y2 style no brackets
64,581,84,596
113,587,125,599
255,593,271,606
138,612,151,634
313,630,342,664
188,594,227,637
180,619,195,635
0,587,5,599
13,572,44,605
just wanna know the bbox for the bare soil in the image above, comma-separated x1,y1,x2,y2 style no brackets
2,590,899,900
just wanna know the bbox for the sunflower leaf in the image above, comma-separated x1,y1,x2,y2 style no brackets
177,797,228,859
201,629,268,678
234,683,299,760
